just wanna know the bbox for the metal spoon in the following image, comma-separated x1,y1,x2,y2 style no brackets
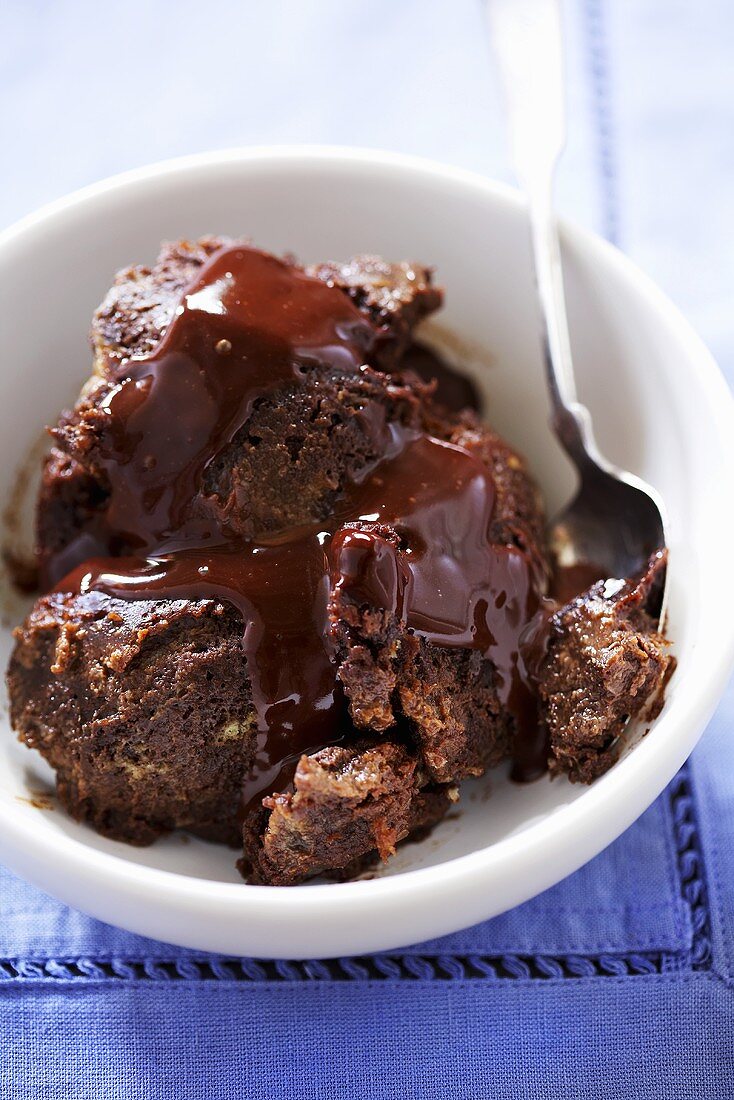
485,0,668,619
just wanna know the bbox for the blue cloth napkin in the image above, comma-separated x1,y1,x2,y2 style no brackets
2,1,733,1096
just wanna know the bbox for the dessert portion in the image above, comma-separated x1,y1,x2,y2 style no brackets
7,239,675,885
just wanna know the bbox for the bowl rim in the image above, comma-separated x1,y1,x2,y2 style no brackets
1,144,733,952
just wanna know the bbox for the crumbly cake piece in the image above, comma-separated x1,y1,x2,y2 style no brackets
538,552,675,782
9,592,251,845
244,742,451,885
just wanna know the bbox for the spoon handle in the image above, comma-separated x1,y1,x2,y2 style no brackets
485,0,586,454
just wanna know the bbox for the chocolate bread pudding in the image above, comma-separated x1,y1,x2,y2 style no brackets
6,238,675,885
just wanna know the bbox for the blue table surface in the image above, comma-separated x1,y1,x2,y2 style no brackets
1,2,733,1097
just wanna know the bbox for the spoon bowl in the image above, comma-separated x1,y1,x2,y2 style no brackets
488,0,669,605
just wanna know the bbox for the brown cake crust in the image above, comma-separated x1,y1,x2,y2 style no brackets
305,256,442,371
91,237,227,366
36,449,108,580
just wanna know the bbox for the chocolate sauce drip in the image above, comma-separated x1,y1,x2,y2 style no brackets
50,245,549,813
87,246,375,557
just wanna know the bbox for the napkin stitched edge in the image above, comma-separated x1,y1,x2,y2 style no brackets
0,765,712,985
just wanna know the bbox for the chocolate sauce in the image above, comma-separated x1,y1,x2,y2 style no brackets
506,610,553,783
50,245,549,813
550,561,606,605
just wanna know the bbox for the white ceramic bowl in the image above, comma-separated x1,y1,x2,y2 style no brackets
0,147,732,959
